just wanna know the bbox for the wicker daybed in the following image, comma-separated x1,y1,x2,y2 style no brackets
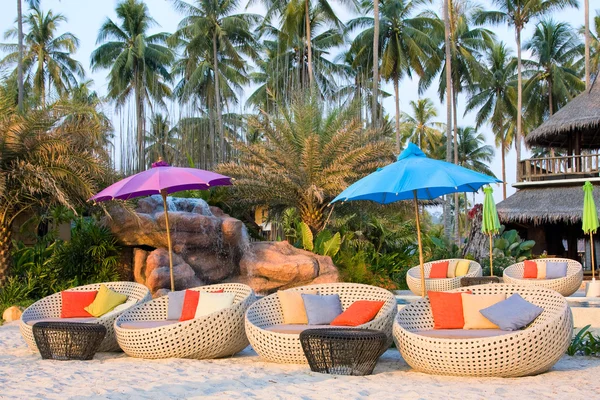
503,258,583,296
393,284,572,377
20,281,151,353
114,283,255,359
245,283,397,364
406,259,482,296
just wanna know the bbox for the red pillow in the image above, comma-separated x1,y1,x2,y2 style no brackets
428,291,470,329
61,291,98,318
179,289,225,321
523,260,538,278
429,261,449,278
331,300,385,326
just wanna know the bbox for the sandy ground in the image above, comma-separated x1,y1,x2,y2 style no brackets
1,323,600,400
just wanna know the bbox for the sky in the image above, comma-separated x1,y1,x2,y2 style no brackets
0,0,590,205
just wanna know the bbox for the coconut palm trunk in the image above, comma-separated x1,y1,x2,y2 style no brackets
453,88,460,245
585,0,590,90
0,214,11,285
443,0,453,241
372,0,380,127
213,30,224,163
305,0,313,87
17,0,24,111
134,69,145,172
515,26,523,173
394,76,400,154
501,136,507,199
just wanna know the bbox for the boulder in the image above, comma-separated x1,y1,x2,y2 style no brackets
2,306,23,322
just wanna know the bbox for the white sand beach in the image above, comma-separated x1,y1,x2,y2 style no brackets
1,323,599,400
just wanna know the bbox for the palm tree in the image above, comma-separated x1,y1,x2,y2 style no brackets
347,0,439,153
0,94,113,285
576,10,600,85
145,114,180,166
2,7,84,106
455,126,495,176
90,0,174,172
217,95,394,232
401,98,444,155
523,19,583,122
584,0,590,89
474,0,579,176
16,0,39,111
465,42,516,198
170,0,260,163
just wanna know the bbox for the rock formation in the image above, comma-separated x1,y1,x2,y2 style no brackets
106,196,339,296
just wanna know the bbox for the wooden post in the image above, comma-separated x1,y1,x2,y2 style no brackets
161,190,175,292
591,232,596,280
489,233,494,277
414,191,425,297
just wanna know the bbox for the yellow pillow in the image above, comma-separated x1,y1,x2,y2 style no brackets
447,260,459,278
537,261,547,279
455,260,471,277
84,284,127,317
278,290,317,324
461,293,506,329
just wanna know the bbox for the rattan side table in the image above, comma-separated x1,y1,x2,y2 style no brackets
32,322,106,360
299,328,387,376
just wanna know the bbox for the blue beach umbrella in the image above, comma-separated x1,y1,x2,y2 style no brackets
331,143,501,296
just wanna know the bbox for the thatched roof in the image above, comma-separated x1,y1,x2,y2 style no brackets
526,79,600,149
497,185,600,225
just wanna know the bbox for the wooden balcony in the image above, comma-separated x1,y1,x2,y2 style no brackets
518,153,600,183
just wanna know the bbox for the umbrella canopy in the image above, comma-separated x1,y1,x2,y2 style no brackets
583,181,599,281
481,186,501,276
91,161,233,291
331,143,501,204
331,143,501,296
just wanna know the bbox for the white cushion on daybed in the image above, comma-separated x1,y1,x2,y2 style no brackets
415,329,509,339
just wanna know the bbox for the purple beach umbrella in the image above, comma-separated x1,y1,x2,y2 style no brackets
91,160,233,291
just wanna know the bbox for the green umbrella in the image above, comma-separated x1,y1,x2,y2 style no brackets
482,186,501,276
583,181,599,281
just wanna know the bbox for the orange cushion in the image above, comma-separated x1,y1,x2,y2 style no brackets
523,260,538,278
429,261,449,278
60,291,98,318
331,300,385,326
179,289,224,321
428,291,469,329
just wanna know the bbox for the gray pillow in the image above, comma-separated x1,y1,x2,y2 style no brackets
301,294,343,325
167,290,186,320
545,261,568,279
480,293,543,331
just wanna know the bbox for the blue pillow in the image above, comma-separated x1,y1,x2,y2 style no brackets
545,261,568,279
301,294,343,325
480,293,543,331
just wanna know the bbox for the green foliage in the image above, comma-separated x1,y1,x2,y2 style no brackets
567,325,600,357
321,232,342,258
299,222,314,252
481,254,517,276
492,227,535,262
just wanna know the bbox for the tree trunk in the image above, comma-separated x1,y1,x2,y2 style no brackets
585,0,590,90
305,0,313,87
548,78,554,116
453,87,459,246
462,206,487,262
443,0,453,242
17,0,24,112
394,76,400,154
501,135,507,199
0,219,12,286
134,69,145,172
372,0,380,127
213,30,224,164
515,26,523,173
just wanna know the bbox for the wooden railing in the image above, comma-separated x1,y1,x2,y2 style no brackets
519,154,600,182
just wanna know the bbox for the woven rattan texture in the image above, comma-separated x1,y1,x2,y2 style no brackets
503,258,583,296
33,322,106,360
114,283,255,359
299,328,387,375
406,259,482,295
20,282,151,353
393,284,573,377
245,283,397,364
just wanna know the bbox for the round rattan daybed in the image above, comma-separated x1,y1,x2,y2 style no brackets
393,284,572,377
20,281,151,353
503,258,583,296
406,259,482,296
245,283,397,364
114,283,255,359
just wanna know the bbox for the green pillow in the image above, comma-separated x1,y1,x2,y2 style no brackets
84,284,127,317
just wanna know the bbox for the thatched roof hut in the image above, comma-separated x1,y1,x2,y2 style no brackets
526,80,600,149
496,185,600,225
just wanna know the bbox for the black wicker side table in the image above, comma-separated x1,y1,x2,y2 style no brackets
460,276,501,286
299,328,387,376
32,322,106,360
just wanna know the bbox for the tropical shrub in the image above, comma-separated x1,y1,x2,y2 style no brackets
493,227,535,262
567,325,600,357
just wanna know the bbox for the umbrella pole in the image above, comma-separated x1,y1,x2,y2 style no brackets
489,233,494,277
413,191,425,297
161,190,175,292
591,232,596,281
